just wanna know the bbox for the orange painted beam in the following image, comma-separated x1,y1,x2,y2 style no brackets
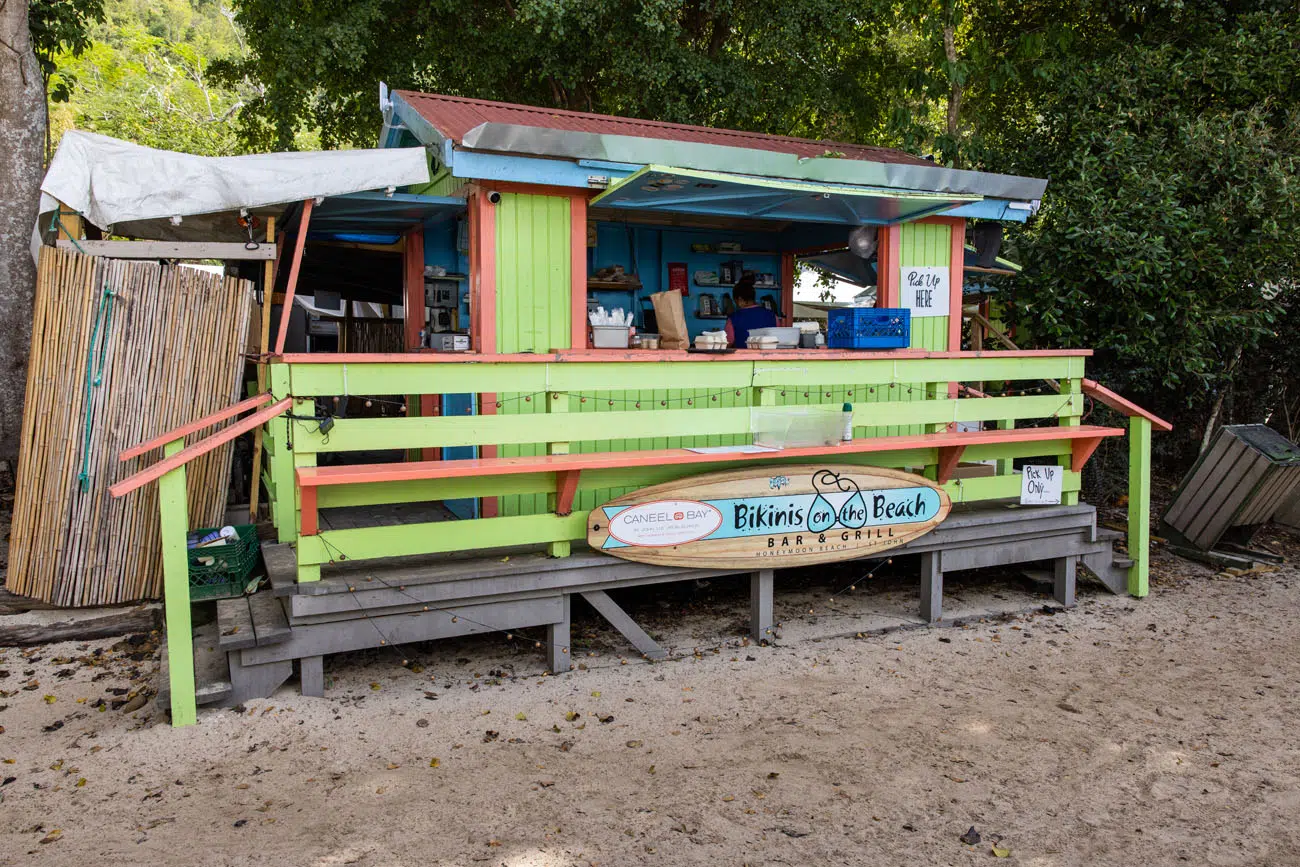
555,469,581,516
111,398,293,498
274,198,314,356
279,347,1094,364
780,252,795,327
119,394,273,461
571,193,588,349
300,485,318,535
296,424,1125,488
935,445,965,485
1071,436,1104,472
403,226,425,351
1081,379,1173,432
877,225,901,308
470,188,497,354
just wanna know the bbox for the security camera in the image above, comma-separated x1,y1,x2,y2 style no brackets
487,191,502,204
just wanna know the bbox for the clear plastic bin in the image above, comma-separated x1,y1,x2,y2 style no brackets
751,406,844,449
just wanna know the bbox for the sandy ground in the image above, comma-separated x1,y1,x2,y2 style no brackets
2,532,1300,867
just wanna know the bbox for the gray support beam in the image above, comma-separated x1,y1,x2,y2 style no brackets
750,569,774,644
580,590,668,660
1053,556,1077,608
299,655,324,697
920,552,943,623
547,595,571,674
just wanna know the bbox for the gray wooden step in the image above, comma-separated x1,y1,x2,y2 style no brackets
248,592,292,646
217,597,256,651
1096,527,1125,542
157,623,233,710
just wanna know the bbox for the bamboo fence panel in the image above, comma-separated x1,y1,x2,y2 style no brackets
6,247,253,606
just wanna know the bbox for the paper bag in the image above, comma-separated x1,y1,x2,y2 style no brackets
650,290,690,350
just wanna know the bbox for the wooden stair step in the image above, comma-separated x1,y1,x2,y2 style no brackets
1112,557,1135,569
157,623,232,710
1096,528,1125,542
217,597,256,650
248,592,292,646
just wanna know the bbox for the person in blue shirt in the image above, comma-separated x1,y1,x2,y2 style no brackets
724,275,778,348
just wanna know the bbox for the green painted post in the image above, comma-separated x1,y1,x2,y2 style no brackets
922,381,946,481
547,390,571,558
159,439,196,727
995,419,1014,476
1058,378,1082,505
1127,416,1152,597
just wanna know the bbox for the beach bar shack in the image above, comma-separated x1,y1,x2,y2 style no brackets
93,93,1172,726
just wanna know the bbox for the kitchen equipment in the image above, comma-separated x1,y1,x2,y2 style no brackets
592,326,631,348
697,293,717,316
432,333,470,352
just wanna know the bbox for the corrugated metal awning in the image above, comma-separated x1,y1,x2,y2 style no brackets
590,166,978,225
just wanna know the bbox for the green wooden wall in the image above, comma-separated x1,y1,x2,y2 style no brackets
497,193,573,515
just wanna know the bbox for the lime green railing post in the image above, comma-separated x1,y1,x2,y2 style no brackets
158,438,196,727
269,363,295,543
1058,377,1082,505
995,419,1014,475
546,390,572,558
1127,415,1152,597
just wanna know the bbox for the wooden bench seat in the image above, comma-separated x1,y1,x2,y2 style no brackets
294,424,1125,535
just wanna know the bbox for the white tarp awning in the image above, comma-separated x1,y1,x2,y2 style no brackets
34,131,431,257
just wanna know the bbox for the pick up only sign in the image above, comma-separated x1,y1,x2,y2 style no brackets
1020,465,1063,505
900,266,950,317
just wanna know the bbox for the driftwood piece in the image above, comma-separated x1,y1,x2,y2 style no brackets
0,587,60,614
0,604,159,646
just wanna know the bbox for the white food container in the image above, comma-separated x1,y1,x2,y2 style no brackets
746,326,800,348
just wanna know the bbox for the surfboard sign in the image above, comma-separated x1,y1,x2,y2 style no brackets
587,464,950,568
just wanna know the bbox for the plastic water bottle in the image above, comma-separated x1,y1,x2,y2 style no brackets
842,403,854,442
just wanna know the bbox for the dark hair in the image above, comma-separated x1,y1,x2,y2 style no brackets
733,275,757,304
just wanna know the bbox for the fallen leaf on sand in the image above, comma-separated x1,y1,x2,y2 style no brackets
386,763,400,770
992,844,1011,858
515,712,527,721
721,795,735,802
429,758,440,768
960,826,981,845
40,829,62,844
43,695,56,704
591,691,601,698
565,711,579,721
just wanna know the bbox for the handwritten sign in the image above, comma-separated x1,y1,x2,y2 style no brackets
900,266,950,317
1020,465,1063,505
589,465,951,568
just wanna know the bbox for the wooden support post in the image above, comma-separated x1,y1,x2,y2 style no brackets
274,199,314,355
1053,556,1077,607
750,569,774,644
159,439,196,727
919,551,942,623
547,594,571,674
249,216,276,522
581,590,667,660
876,225,901,308
1128,416,1153,597
547,390,572,557
300,656,325,697
779,252,795,326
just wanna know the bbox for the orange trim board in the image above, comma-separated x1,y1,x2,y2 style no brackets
296,425,1125,487
119,393,273,461
111,398,293,498
279,347,1093,364
1082,379,1173,432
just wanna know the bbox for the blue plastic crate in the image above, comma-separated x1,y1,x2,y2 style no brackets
826,307,910,349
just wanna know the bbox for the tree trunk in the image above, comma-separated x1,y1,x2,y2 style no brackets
943,22,963,168
0,0,44,463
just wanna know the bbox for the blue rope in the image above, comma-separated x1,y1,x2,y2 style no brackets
77,281,117,491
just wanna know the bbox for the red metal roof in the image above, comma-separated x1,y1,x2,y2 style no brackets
395,91,933,168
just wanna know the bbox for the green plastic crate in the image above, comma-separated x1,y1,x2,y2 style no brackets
187,524,260,601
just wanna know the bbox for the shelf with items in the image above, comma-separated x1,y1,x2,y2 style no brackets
587,279,643,291
695,313,729,320
693,279,780,290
